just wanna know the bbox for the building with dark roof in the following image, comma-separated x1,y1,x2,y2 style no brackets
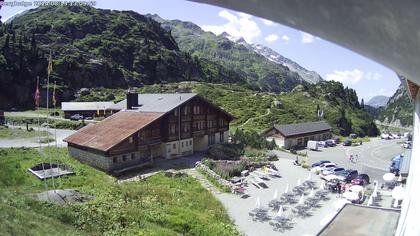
262,121,332,149
61,101,115,119
64,92,233,174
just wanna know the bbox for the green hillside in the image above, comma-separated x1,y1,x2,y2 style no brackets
379,83,413,127
0,5,245,109
134,81,378,137
0,148,240,235
152,15,307,93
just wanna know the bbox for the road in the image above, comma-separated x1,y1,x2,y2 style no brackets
0,126,75,148
274,138,409,184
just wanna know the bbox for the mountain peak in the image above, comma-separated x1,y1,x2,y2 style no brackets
366,95,390,108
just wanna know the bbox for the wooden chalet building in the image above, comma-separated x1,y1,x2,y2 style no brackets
61,101,115,119
263,121,332,149
64,93,233,174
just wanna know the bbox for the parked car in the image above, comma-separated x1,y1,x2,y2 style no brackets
70,114,84,121
337,169,358,182
402,141,412,149
325,139,336,147
312,162,337,173
311,160,331,168
322,167,345,176
349,133,358,139
381,133,391,140
351,174,370,186
343,140,352,146
318,141,326,147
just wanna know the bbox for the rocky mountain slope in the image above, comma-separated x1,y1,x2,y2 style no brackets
379,83,413,127
366,95,389,108
151,14,309,93
245,42,322,84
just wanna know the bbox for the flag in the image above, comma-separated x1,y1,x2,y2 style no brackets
47,51,53,76
52,81,57,107
34,77,40,107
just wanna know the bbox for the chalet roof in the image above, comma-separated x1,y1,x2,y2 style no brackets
64,111,164,152
61,102,115,111
271,121,332,137
111,93,197,112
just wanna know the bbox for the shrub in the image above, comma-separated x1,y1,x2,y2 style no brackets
206,143,242,160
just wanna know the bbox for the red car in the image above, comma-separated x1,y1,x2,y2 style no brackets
351,174,370,186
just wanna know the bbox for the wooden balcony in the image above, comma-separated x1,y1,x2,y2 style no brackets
193,130,205,137
181,132,192,139
181,115,192,122
193,114,206,120
219,127,228,132
139,137,162,146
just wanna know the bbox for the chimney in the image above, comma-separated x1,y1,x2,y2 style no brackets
126,89,138,110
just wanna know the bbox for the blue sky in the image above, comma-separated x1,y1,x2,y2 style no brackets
0,0,401,101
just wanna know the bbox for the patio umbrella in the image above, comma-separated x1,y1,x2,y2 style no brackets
276,205,284,217
367,195,373,206
392,186,406,200
343,191,359,201
333,199,350,210
297,178,302,186
397,174,402,182
273,189,278,199
307,172,312,181
284,184,289,193
320,181,325,190
372,188,378,198
383,173,396,182
393,199,400,208
349,185,364,192
309,188,314,197
298,193,304,204
255,197,261,208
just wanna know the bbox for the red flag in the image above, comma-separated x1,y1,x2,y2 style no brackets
34,78,40,107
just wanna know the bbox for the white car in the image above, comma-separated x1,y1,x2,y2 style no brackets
322,167,345,176
318,141,326,147
312,162,337,173
381,134,390,139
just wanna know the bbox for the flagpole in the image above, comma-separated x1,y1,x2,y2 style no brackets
46,50,55,190
35,76,48,195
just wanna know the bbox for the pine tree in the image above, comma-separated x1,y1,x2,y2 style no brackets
361,98,365,108
3,33,9,50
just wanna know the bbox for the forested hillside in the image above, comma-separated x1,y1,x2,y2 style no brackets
0,5,245,109
152,15,308,93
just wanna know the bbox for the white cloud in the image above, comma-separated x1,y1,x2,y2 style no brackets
265,34,279,43
281,35,290,43
326,69,364,85
201,10,261,43
262,19,275,26
301,32,315,44
365,72,382,81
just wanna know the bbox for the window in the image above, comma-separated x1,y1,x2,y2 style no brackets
173,143,176,149
183,106,189,115
113,157,118,163
182,142,184,148
129,137,133,143
131,153,135,160
190,140,192,145
122,155,127,161
170,124,176,135
174,109,179,116
193,105,201,115
208,134,215,145
220,133,224,143
183,123,190,132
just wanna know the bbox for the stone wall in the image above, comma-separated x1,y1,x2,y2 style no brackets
195,163,233,191
68,146,111,172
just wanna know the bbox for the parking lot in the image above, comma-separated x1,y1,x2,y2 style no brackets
215,138,407,236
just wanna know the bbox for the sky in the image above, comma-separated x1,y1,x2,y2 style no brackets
0,0,401,102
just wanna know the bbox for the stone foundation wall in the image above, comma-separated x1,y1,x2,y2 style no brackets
68,146,111,172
